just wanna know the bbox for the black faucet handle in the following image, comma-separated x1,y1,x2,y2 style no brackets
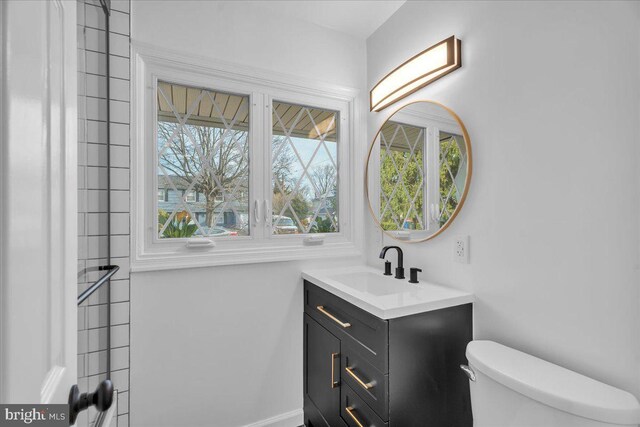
408,268,422,283
384,260,392,276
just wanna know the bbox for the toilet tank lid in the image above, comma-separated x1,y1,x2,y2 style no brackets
466,341,640,425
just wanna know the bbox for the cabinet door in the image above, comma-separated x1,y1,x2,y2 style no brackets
305,314,342,426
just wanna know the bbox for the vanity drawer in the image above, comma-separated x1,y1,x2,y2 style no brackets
304,281,388,372
342,344,389,421
341,385,388,427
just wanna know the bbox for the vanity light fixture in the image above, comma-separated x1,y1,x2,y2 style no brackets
370,35,462,112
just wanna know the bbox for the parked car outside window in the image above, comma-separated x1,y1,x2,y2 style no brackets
273,215,298,234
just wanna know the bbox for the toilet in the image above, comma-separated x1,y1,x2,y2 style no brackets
464,341,640,427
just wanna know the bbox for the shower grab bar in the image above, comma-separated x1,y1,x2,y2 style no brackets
77,265,120,306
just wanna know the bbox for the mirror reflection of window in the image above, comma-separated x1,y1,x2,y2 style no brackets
438,131,467,226
366,101,471,242
379,121,426,232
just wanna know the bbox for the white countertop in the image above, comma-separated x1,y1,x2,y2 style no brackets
302,265,474,320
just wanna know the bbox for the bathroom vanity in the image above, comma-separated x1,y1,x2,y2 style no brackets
302,266,474,427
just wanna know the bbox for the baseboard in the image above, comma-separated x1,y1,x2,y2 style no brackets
240,409,304,427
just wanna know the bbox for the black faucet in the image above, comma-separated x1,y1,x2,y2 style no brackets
379,246,405,279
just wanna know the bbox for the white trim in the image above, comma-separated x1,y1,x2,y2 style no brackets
392,104,459,135
240,409,303,427
131,42,364,271
0,0,6,402
131,244,362,272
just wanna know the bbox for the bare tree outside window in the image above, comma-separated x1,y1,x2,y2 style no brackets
156,82,250,238
271,101,339,234
156,85,341,239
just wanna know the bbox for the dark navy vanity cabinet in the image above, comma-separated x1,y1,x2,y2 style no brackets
303,280,473,427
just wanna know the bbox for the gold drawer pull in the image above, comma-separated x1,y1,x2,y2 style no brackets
331,352,339,388
345,366,374,390
345,406,365,427
317,305,351,328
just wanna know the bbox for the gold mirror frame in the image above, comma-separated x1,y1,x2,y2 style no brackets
365,100,472,243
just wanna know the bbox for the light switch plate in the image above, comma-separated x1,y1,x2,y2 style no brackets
454,235,469,264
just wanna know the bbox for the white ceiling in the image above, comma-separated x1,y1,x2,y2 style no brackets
249,1,406,40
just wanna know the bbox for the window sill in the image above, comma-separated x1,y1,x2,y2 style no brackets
130,241,362,272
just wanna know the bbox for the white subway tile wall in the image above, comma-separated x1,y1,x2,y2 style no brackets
78,1,130,426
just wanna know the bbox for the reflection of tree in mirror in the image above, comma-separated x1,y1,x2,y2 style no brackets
380,150,424,230
439,132,466,226
379,122,424,231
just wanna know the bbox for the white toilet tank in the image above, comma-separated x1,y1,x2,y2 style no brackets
465,341,640,427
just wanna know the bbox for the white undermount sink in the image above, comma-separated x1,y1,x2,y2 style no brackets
302,265,474,319
328,271,420,296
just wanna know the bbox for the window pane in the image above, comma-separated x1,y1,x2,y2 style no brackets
157,81,250,238
272,101,338,234
379,121,425,231
439,131,466,226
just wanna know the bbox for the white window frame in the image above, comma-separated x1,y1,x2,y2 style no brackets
369,103,461,241
183,190,196,203
131,43,363,271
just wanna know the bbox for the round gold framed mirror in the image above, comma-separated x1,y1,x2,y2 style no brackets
365,100,472,242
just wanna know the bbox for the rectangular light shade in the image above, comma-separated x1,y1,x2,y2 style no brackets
370,36,462,112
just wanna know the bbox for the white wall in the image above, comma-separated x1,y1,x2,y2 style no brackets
129,2,366,426
131,0,365,89
131,1,640,425
131,259,358,427
366,0,640,398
